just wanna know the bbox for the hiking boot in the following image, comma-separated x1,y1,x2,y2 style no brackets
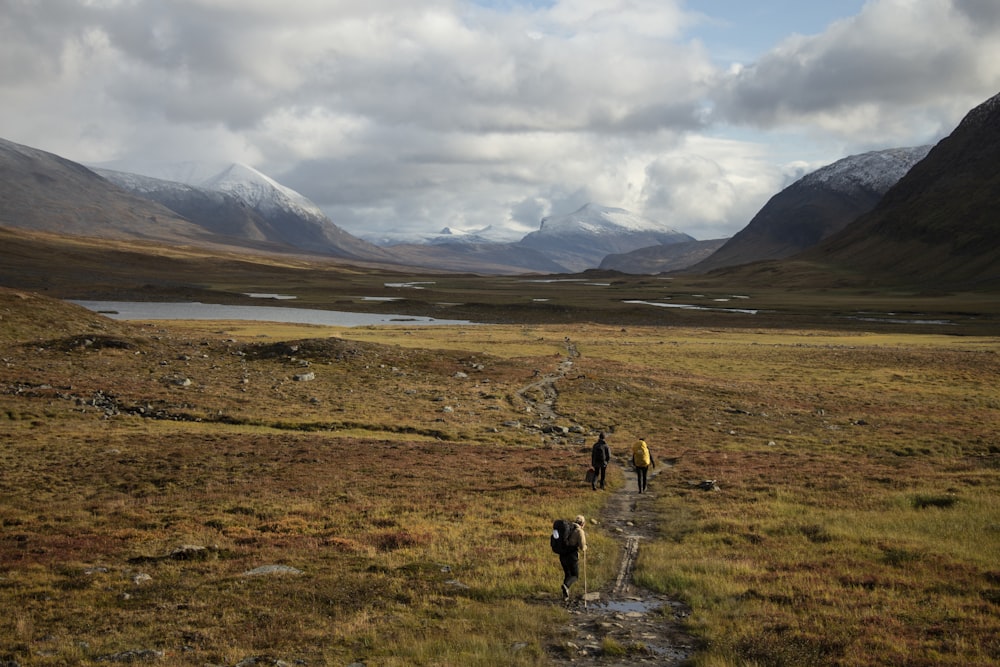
561,584,569,599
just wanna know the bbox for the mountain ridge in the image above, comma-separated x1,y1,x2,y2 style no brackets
94,160,395,262
0,138,217,244
689,145,932,273
4,84,999,288
798,92,1000,287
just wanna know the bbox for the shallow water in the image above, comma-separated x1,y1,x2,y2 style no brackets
71,300,475,327
594,598,663,614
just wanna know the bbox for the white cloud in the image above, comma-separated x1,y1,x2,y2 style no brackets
0,0,998,244
713,0,1000,142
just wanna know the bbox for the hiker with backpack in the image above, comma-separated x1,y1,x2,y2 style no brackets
590,432,611,490
632,437,655,493
551,515,587,599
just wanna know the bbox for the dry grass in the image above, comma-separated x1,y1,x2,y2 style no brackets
547,325,999,666
1,289,997,665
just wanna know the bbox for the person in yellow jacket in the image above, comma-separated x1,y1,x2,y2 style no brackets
631,438,655,493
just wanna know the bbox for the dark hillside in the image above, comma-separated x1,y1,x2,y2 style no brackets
801,92,1000,288
692,147,930,273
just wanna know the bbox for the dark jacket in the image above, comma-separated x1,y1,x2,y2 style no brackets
591,437,611,469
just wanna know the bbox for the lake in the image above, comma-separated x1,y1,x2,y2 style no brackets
71,301,475,327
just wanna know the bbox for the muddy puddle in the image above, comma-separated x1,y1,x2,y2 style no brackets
591,597,662,614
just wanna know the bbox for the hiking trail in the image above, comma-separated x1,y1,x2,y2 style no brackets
520,341,698,665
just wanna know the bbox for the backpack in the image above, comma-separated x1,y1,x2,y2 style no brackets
550,519,575,555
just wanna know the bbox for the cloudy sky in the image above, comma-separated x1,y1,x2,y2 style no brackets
3,0,999,243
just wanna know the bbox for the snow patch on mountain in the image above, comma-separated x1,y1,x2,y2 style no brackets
201,163,327,221
92,159,326,222
537,203,683,236
95,168,208,198
362,224,520,246
801,146,932,194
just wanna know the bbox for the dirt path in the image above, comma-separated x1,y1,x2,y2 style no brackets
550,463,696,665
516,343,578,422
520,344,698,664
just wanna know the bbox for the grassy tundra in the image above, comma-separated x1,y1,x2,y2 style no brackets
0,288,997,666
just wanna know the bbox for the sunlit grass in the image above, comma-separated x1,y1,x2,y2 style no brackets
635,449,999,666
1,300,998,665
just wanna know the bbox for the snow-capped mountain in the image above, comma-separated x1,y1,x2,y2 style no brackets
690,145,932,273
97,159,325,221
364,224,516,247
798,146,933,194
94,167,278,242
428,225,509,245
200,163,327,222
94,161,394,262
803,91,1000,286
535,204,678,236
517,204,695,272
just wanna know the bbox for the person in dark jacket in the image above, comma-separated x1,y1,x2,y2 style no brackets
590,432,611,490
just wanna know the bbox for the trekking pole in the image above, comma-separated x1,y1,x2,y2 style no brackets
583,549,588,608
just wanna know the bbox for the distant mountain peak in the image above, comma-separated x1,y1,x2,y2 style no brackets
196,162,325,219
537,203,684,236
520,203,695,272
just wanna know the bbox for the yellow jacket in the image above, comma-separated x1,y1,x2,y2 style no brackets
632,440,652,468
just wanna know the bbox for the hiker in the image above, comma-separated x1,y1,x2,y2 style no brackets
552,515,588,599
632,437,655,493
590,432,611,490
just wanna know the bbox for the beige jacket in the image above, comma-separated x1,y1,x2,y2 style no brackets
568,520,587,552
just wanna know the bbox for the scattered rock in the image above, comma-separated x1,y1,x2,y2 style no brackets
169,544,215,561
292,372,315,382
95,649,164,663
241,565,303,577
234,657,293,667
128,544,218,564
